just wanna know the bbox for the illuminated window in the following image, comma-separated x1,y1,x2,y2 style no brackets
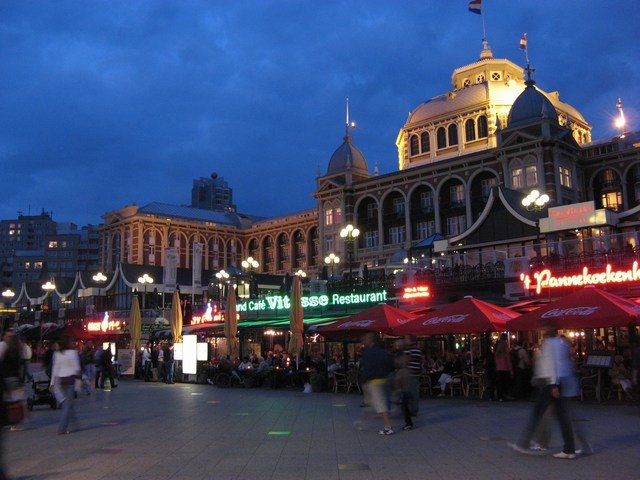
436,127,447,149
525,165,538,186
465,119,476,142
388,226,406,244
448,124,458,146
511,168,524,189
417,220,435,239
446,215,467,236
420,191,434,212
48,241,58,248
450,185,465,205
324,208,334,226
477,115,488,138
364,231,379,248
559,166,572,188
25,262,31,269
410,135,419,156
481,178,497,198
333,207,343,224
324,237,334,252
420,132,430,153
601,191,622,211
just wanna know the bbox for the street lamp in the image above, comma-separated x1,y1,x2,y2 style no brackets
340,224,360,291
137,273,154,310
522,190,550,257
241,256,259,299
294,269,307,278
1,289,15,302
215,269,230,303
92,272,107,311
41,280,56,326
324,253,340,280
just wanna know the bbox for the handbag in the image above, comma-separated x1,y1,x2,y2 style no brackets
5,402,24,426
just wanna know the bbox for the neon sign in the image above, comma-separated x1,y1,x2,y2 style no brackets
191,303,224,325
236,290,388,313
520,261,640,295
403,286,431,299
87,312,122,332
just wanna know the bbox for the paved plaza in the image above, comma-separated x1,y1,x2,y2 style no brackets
4,380,639,480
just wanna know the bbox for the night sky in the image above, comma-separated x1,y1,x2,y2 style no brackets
1,1,638,226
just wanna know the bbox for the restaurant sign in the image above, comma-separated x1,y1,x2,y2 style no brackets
402,286,431,300
87,312,123,333
520,261,640,295
236,290,388,313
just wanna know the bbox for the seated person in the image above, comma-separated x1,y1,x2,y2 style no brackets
609,354,633,399
327,356,342,378
437,352,462,397
238,356,253,371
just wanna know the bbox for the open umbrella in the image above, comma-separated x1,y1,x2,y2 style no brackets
224,287,239,358
317,303,417,338
129,295,142,352
394,297,518,336
287,276,304,357
170,290,183,344
506,286,640,331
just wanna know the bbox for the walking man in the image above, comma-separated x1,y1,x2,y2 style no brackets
359,332,395,435
403,335,424,415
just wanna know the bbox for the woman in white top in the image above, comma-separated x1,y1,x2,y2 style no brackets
49,337,81,435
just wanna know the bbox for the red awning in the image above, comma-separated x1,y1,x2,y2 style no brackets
394,297,519,335
317,304,417,338
506,287,640,331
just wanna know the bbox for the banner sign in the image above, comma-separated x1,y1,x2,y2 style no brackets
163,247,178,291
192,242,203,289
520,261,640,295
236,290,388,313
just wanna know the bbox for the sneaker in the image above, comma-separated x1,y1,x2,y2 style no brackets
507,442,537,455
529,442,547,451
402,425,413,431
378,428,394,435
553,452,577,459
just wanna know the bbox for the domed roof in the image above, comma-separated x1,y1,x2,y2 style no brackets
326,135,370,176
507,82,559,129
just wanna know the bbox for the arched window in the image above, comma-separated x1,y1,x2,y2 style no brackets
420,132,430,153
465,119,476,142
477,115,488,138
436,127,447,149
448,124,458,146
410,135,419,156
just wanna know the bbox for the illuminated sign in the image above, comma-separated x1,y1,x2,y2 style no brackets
191,302,224,325
520,261,640,295
236,291,388,313
87,312,122,332
540,201,612,233
403,286,431,299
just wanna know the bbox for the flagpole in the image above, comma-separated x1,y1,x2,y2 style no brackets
481,4,487,40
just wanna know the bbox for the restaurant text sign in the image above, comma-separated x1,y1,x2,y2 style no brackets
520,262,640,295
236,290,388,313
87,312,123,332
402,286,430,300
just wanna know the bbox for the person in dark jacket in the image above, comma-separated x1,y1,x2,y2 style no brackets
359,332,395,435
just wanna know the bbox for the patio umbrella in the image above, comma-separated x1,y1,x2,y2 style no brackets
506,286,640,331
170,290,183,344
287,276,304,358
317,303,418,339
224,287,239,358
129,295,142,352
394,297,518,336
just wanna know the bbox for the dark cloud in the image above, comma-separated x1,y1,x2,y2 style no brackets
0,0,638,225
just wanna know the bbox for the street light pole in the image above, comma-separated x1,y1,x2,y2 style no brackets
340,224,360,292
137,274,154,310
1,289,15,333
215,269,230,306
522,190,550,258
241,257,259,299
324,253,340,281
92,272,107,312
41,280,56,341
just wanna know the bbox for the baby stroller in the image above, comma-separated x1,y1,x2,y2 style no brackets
26,371,57,410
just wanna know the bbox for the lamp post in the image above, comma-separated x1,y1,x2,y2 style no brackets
215,269,230,305
41,280,56,329
92,272,107,312
137,273,153,310
1,289,15,332
324,253,340,280
522,190,550,257
294,269,307,278
340,224,360,291
241,257,259,299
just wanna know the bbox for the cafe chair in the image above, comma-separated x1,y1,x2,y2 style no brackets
346,369,361,393
463,371,486,399
446,374,464,397
580,371,601,403
419,374,433,397
333,372,348,393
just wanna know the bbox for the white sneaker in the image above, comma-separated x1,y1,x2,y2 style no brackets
378,428,394,435
553,452,577,459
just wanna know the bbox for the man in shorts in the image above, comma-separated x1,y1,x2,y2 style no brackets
360,332,395,435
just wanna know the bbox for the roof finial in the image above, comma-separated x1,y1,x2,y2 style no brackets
374,162,379,176
616,98,627,138
345,97,356,142
520,33,535,86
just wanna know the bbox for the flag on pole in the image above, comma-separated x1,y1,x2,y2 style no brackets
519,33,528,50
468,0,482,15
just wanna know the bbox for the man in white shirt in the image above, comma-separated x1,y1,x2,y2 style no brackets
142,343,152,382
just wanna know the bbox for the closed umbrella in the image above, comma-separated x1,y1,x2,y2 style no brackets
129,296,142,352
170,290,183,344
224,287,239,358
287,276,304,357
